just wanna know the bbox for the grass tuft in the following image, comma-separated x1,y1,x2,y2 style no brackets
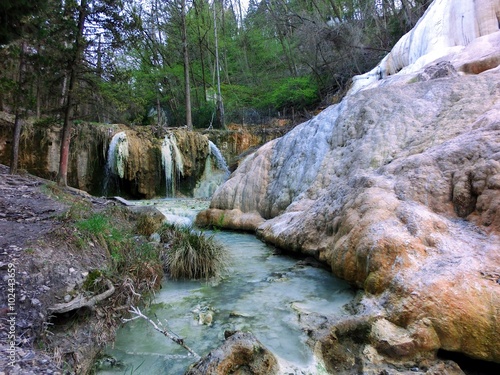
159,224,229,281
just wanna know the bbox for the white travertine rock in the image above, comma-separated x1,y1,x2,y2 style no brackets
196,0,500,364
350,0,500,94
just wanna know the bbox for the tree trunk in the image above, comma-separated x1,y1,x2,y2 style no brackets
57,0,87,186
181,0,193,130
193,0,207,103
9,40,26,175
213,0,225,129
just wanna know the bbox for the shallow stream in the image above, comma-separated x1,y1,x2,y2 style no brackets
97,199,354,374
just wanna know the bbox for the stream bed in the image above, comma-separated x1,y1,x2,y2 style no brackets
97,200,355,374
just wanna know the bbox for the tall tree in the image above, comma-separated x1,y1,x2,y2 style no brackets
57,0,88,186
3,0,48,174
9,41,26,174
181,0,193,130
213,0,225,128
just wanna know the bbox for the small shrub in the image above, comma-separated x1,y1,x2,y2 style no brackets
159,225,229,280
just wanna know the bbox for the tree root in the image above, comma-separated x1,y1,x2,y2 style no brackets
48,279,115,314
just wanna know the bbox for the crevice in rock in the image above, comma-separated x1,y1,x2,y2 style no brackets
437,349,500,375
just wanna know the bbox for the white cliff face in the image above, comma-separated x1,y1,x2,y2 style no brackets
350,0,500,93
198,0,500,365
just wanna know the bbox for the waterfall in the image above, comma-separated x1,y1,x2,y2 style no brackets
209,140,230,176
161,133,184,197
193,141,230,198
103,131,128,196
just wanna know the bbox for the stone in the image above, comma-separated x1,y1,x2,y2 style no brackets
416,61,458,82
185,331,279,375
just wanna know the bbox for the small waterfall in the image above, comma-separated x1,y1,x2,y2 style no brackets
194,141,230,198
103,131,128,195
161,133,184,197
209,141,230,176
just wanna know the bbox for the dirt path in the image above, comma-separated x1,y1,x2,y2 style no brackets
0,164,118,374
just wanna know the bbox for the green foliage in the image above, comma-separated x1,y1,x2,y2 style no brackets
192,104,215,129
0,0,48,45
221,84,257,111
76,213,107,234
267,76,319,110
159,224,229,281
0,0,431,127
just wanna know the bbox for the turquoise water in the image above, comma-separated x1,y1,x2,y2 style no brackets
97,205,354,374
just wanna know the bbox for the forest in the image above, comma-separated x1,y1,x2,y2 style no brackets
0,0,431,162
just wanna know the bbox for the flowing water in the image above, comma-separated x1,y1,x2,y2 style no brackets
161,134,184,198
97,199,354,374
193,141,231,199
103,132,129,195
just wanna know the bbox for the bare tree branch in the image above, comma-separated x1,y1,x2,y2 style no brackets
123,305,200,359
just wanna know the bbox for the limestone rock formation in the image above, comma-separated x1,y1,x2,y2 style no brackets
0,122,227,199
197,0,500,368
350,0,500,93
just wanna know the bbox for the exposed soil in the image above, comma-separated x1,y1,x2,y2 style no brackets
0,164,145,374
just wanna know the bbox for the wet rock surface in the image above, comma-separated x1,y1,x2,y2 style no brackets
185,331,279,375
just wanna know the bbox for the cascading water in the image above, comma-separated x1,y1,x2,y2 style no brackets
209,140,230,176
161,133,184,197
193,141,230,198
102,131,128,196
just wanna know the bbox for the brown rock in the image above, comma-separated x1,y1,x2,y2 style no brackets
185,331,279,375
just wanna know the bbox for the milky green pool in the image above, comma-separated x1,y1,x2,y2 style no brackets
97,200,354,374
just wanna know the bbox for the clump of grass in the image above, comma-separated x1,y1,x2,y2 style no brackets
159,224,229,281
73,210,161,274
76,213,107,233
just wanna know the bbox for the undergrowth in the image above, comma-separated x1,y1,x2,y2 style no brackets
69,205,163,282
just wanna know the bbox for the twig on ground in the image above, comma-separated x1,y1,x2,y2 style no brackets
123,305,200,359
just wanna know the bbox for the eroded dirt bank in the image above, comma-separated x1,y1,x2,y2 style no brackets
0,164,163,374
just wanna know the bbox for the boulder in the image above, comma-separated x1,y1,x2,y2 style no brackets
185,331,279,375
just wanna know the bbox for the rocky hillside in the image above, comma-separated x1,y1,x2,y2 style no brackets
197,0,500,372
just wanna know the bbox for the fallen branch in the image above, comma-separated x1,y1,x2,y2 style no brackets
48,279,115,314
123,306,200,359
